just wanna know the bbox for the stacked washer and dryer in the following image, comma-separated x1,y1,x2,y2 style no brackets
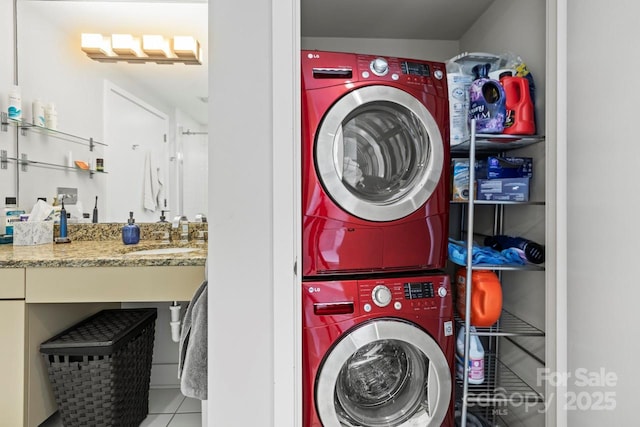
301,50,455,427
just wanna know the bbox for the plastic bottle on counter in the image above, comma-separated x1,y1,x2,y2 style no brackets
59,201,68,240
2,197,25,236
45,102,57,130
8,85,22,122
32,98,45,127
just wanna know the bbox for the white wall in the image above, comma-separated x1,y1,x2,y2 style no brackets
209,0,298,425
567,1,638,425
209,0,276,420
0,0,18,206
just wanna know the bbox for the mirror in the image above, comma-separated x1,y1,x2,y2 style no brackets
15,0,208,223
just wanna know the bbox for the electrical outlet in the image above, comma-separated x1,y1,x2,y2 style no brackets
56,187,78,205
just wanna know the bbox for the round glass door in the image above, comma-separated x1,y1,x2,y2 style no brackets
315,85,444,222
315,319,451,427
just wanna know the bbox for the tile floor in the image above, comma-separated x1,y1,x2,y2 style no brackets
40,388,202,427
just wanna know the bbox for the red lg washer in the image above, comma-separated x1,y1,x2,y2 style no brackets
302,273,455,427
302,50,450,277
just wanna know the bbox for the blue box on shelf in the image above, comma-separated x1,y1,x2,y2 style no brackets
476,156,533,179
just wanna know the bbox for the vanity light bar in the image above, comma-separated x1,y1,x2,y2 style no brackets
111,34,144,58
173,36,201,59
80,33,202,65
142,34,172,58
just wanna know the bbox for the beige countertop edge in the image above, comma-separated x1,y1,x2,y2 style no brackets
0,258,206,268
0,240,207,268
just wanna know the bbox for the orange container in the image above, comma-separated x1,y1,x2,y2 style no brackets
456,268,503,327
501,76,535,135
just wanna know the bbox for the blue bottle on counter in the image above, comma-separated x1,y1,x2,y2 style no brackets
59,201,68,238
54,199,71,244
122,211,140,245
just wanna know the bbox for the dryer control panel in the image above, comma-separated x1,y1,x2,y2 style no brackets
301,50,448,99
355,54,447,97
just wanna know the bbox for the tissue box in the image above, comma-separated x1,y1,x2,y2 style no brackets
13,221,54,246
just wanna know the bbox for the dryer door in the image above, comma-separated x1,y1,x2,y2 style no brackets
315,85,444,222
315,319,451,427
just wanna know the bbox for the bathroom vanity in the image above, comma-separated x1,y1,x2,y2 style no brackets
0,240,206,427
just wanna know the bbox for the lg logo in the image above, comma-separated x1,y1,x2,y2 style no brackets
307,53,320,59
308,286,321,293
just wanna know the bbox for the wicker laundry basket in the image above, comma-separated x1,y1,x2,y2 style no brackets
40,308,157,427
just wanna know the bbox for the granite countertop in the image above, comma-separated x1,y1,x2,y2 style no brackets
0,239,208,268
0,240,207,268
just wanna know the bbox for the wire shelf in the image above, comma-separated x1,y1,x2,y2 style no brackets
451,134,545,154
456,310,545,337
471,263,545,272
457,353,545,406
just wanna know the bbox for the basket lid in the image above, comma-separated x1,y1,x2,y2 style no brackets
40,308,157,356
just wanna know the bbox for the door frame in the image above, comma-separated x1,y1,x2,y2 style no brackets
103,80,170,223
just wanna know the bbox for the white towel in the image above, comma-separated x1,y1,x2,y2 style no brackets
155,162,165,209
178,279,208,400
143,151,163,212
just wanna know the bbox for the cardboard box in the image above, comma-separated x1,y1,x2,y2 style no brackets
451,158,482,201
477,178,530,202
476,156,533,179
13,221,54,246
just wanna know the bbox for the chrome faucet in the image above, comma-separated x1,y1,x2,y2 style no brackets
152,230,171,244
172,215,189,243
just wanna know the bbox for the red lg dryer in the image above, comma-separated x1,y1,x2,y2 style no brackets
302,50,450,277
302,273,455,427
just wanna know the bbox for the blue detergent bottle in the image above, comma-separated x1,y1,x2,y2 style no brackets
468,63,506,133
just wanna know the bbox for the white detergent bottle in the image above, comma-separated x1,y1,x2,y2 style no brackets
8,85,22,122
446,60,473,146
456,325,485,385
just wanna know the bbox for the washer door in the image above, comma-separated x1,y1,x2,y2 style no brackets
315,85,444,222
315,319,451,427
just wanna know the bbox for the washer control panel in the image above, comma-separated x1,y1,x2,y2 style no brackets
372,284,393,307
370,57,389,76
359,275,450,315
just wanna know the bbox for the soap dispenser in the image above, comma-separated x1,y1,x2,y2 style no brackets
122,211,140,245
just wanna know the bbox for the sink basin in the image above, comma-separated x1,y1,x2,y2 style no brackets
125,247,198,256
